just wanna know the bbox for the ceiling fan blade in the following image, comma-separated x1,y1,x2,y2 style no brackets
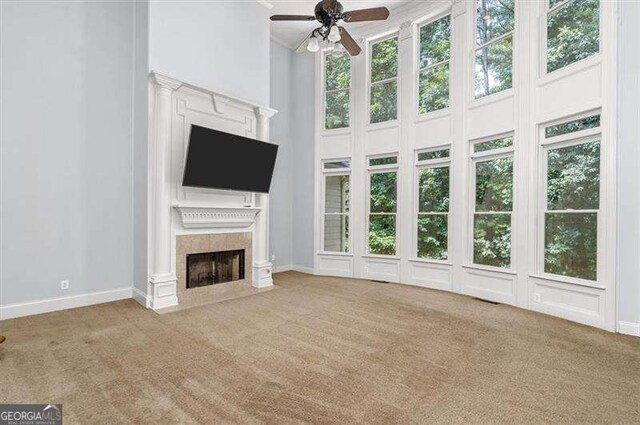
342,7,390,22
323,0,338,11
270,15,315,21
338,27,361,56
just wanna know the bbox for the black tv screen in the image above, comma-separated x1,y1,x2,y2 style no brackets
182,125,278,193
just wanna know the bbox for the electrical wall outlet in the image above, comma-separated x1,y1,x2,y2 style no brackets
60,280,69,290
271,254,276,262
533,292,541,303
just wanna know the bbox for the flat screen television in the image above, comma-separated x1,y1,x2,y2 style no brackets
182,125,278,193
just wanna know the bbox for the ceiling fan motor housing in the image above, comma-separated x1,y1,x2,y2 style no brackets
314,1,343,28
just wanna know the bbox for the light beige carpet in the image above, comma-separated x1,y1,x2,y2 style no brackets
0,271,638,424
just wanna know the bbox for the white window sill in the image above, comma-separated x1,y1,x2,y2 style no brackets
468,89,514,110
537,54,601,88
414,107,451,124
529,274,605,290
316,251,353,257
362,254,401,260
462,263,517,275
408,258,452,266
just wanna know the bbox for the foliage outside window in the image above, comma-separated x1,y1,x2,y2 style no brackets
472,137,514,268
547,0,599,74
475,0,515,99
368,157,398,255
417,149,450,259
543,116,600,280
370,37,398,123
325,54,350,129
545,114,600,138
324,174,350,252
418,15,451,114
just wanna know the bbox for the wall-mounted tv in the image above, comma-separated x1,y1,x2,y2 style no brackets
182,125,278,193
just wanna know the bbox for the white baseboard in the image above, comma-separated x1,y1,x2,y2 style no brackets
618,321,640,337
0,287,133,320
132,286,150,308
273,264,293,273
292,265,315,274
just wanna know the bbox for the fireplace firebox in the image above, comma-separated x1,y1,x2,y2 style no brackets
186,249,245,289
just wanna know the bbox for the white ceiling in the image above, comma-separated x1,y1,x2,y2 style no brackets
267,0,415,49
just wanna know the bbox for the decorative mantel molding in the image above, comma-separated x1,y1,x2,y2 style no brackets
173,205,261,229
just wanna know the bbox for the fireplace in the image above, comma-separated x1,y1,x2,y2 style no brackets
186,249,245,289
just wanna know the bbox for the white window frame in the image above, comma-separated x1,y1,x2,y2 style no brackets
469,134,515,272
414,147,451,263
366,154,399,257
472,0,515,101
537,112,603,287
321,159,352,255
416,12,452,116
541,0,602,78
367,33,400,126
323,52,351,131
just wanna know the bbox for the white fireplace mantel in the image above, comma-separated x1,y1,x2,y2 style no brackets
173,204,261,229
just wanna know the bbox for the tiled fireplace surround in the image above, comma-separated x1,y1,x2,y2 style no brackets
143,72,277,311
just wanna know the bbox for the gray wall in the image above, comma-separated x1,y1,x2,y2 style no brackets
133,0,150,294
149,0,270,106
1,1,135,305
617,0,640,327
291,53,316,270
269,41,294,270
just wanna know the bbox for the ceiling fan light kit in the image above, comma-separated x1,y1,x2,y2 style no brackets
270,0,390,57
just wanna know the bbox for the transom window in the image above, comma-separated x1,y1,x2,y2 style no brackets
370,36,398,124
471,135,514,268
418,14,451,114
546,0,600,74
416,148,450,260
323,160,351,253
324,53,350,130
474,0,514,99
368,155,398,255
542,114,601,281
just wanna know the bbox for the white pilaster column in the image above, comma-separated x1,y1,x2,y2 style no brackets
148,72,181,309
253,106,278,288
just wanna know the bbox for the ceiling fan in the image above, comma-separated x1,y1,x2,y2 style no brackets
271,0,390,57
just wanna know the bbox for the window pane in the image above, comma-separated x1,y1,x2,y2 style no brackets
474,136,513,153
547,0,599,73
545,114,600,138
418,215,448,260
370,172,397,213
418,63,449,114
324,175,349,214
371,37,398,82
475,157,513,212
370,80,397,123
419,15,451,69
324,214,349,253
325,54,350,91
369,215,396,255
325,90,349,129
476,0,515,46
473,213,511,268
545,212,597,280
418,149,449,162
475,36,513,99
324,160,351,169
547,141,600,210
369,156,397,167
418,167,449,213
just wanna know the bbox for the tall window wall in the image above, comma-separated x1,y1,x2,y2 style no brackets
322,160,351,253
418,14,451,113
325,53,350,129
368,156,398,255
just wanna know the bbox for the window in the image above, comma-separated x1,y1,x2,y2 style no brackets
475,0,514,99
325,53,350,129
417,149,450,260
546,0,599,74
543,115,600,281
418,15,451,114
368,156,398,255
370,37,398,123
323,160,351,252
472,136,514,268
